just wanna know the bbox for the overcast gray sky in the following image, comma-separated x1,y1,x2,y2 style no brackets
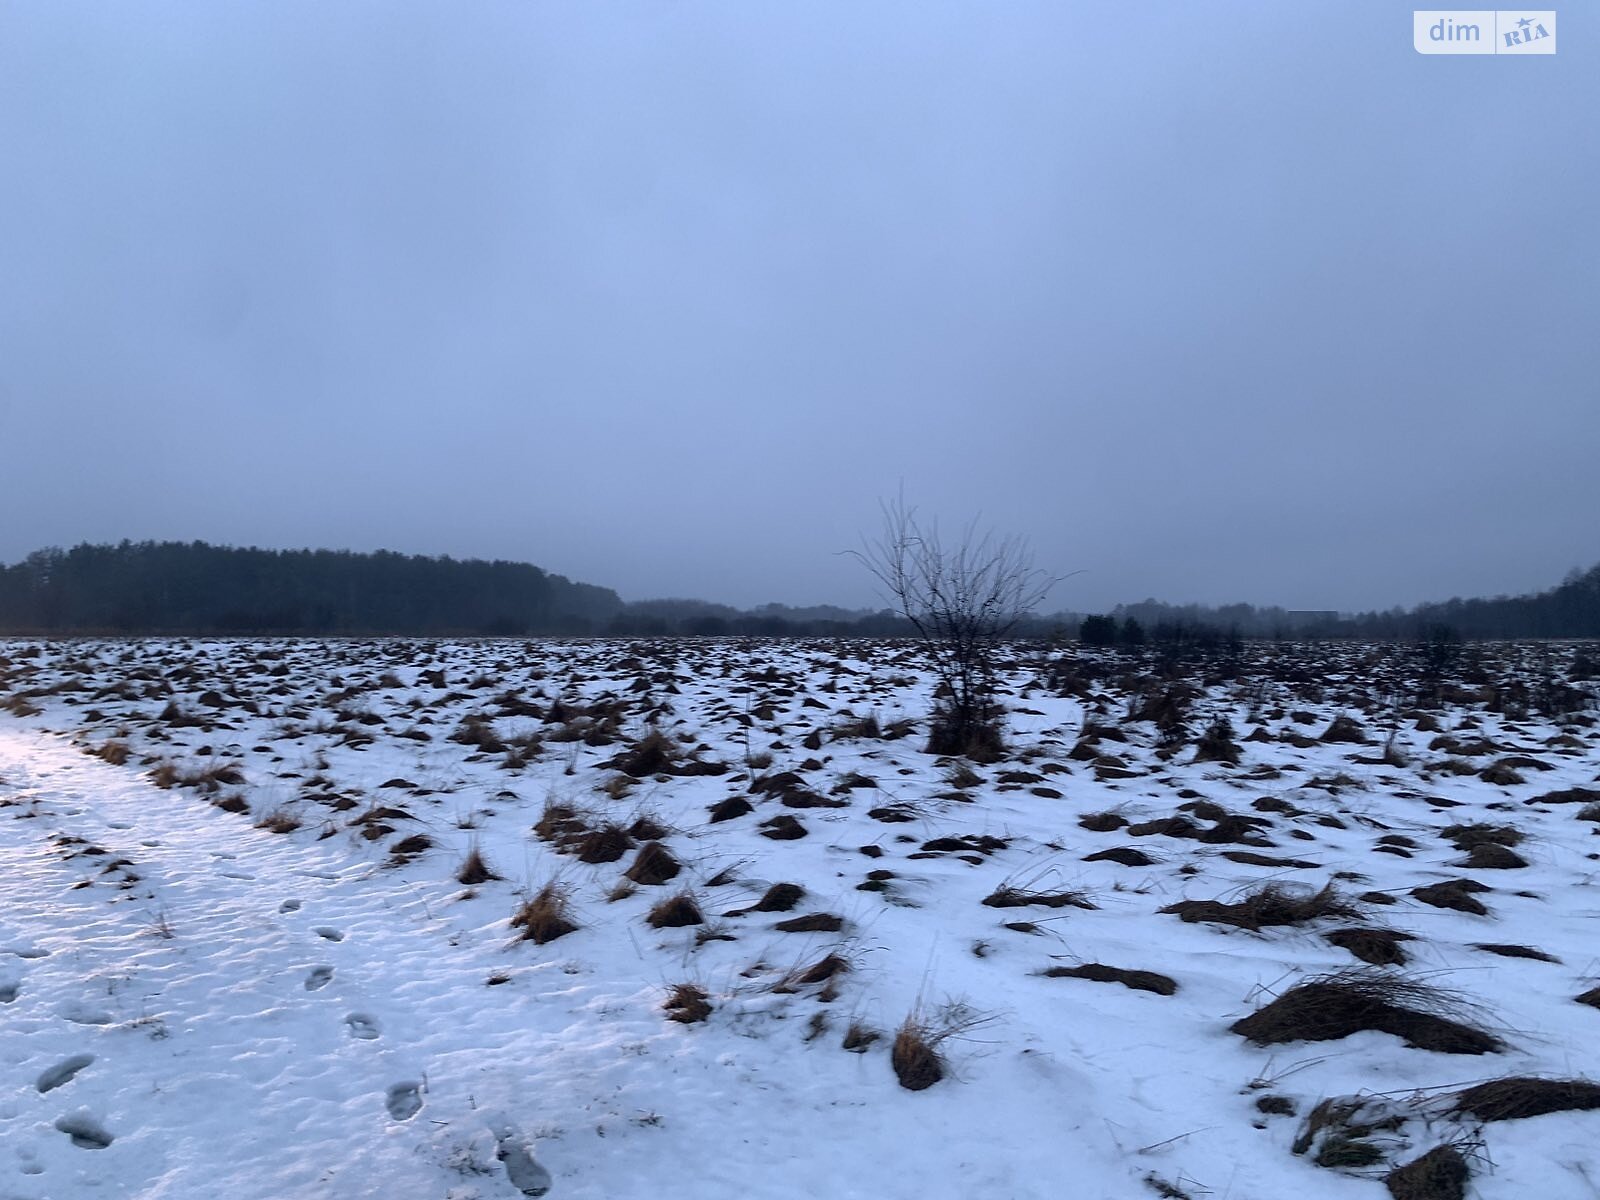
2,1,1595,613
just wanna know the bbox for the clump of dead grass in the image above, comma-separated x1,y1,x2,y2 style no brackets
1040,963,1177,995
889,1001,993,1090
1450,1076,1600,1122
1231,969,1501,1055
96,740,131,766
663,983,711,1023
457,842,501,885
623,840,681,885
255,808,301,834
1325,927,1413,966
1384,1144,1469,1200
1161,882,1358,932
646,890,704,928
511,883,578,945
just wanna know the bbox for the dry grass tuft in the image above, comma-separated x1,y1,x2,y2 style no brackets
982,885,1096,911
663,983,711,1023
1162,882,1358,931
1411,880,1491,915
792,952,850,986
1450,1076,1600,1122
1326,927,1414,966
646,890,704,928
708,796,753,822
534,801,587,843
1320,714,1369,744
749,882,805,912
1040,963,1177,995
456,842,501,885
1083,846,1156,867
255,808,302,834
1291,1096,1405,1169
1079,810,1128,832
96,740,131,766
1472,942,1558,963
1232,969,1501,1055
511,883,578,945
1441,823,1523,850
1193,717,1243,764
1384,1144,1469,1200
388,833,432,860
774,912,844,933
574,823,634,864
1457,843,1528,869
841,1021,880,1052
608,730,679,778
891,1018,945,1091
623,840,682,885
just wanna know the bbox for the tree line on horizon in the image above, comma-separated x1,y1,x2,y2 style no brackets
0,540,1595,640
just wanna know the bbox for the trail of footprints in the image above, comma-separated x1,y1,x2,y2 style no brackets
280,901,420,1126
4,887,422,1178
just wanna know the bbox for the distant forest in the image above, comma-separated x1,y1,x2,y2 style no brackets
0,540,1596,640
0,542,623,636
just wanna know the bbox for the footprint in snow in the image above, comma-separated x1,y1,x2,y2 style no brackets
0,979,19,1003
6,946,49,959
279,898,303,913
385,1082,424,1121
55,1111,114,1149
38,1054,95,1094
61,1004,113,1026
219,870,255,881
304,966,334,991
490,1121,553,1197
314,927,344,942
345,1012,381,1040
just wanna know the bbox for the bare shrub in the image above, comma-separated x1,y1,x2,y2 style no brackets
851,495,1056,760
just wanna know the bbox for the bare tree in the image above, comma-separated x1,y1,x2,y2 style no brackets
851,495,1057,760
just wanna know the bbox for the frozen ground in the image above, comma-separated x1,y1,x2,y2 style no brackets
2,637,1599,1199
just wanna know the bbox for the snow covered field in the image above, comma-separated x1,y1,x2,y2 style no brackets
2,636,1599,1200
